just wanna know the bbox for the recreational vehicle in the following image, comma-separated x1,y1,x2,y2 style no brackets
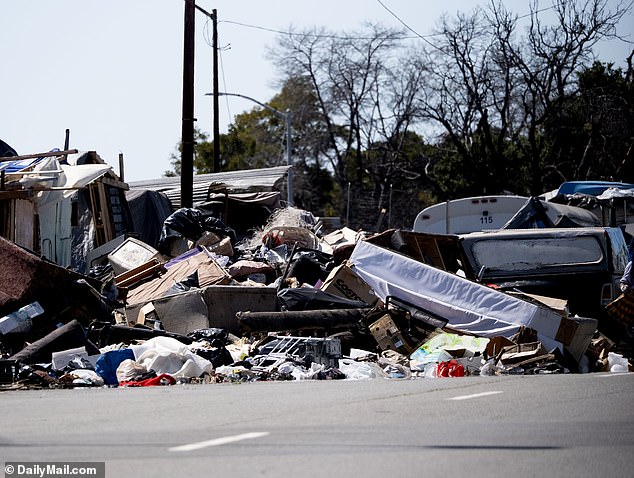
412,195,529,234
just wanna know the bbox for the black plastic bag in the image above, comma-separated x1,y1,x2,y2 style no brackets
158,208,236,256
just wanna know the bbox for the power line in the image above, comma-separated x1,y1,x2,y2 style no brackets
375,0,443,51
218,47,232,123
219,19,419,41
217,1,604,47
374,0,573,51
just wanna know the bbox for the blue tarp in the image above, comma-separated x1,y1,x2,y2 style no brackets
557,181,634,197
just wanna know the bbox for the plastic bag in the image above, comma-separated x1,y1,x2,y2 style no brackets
608,352,630,373
437,360,465,378
132,336,213,379
116,359,150,383
338,358,386,380
69,369,105,387
95,348,135,385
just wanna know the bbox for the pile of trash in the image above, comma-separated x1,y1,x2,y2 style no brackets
1,206,631,390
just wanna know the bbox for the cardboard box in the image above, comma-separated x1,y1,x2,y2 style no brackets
320,262,378,306
556,315,598,362
369,314,416,355
126,289,210,336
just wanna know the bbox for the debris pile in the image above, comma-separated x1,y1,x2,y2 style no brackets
1,203,632,390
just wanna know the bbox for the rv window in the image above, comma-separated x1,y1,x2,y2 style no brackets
470,236,603,271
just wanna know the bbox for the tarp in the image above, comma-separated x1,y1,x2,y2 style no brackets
348,240,564,348
0,138,17,157
502,197,601,229
59,163,112,198
125,189,174,248
597,187,634,200
557,181,634,197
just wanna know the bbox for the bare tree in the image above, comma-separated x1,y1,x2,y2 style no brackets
418,0,632,195
269,24,426,226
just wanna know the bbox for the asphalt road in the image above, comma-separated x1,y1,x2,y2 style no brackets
2,372,633,478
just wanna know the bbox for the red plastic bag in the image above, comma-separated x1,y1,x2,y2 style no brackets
437,360,465,377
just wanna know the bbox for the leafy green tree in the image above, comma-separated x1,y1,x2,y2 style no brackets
164,128,213,177
165,77,338,216
543,58,634,184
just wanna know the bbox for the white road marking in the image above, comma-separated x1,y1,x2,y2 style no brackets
169,431,270,452
597,372,632,378
447,391,504,401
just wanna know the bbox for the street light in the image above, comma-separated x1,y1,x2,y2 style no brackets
205,91,293,206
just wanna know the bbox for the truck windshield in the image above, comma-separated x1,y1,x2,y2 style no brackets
470,236,604,272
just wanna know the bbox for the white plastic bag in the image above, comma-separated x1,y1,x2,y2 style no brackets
70,369,105,387
338,358,386,380
132,336,213,378
116,359,149,383
608,352,630,373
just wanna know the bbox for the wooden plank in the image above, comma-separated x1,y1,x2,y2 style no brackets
101,176,129,190
115,260,165,289
97,182,114,241
0,190,33,200
88,183,106,245
0,149,78,162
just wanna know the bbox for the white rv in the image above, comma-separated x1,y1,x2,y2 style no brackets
412,195,529,234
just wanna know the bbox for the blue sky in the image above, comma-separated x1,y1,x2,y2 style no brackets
1,1,631,182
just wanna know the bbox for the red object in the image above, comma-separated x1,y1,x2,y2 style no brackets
437,360,465,377
119,373,176,387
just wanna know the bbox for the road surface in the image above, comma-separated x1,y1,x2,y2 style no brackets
2,373,633,477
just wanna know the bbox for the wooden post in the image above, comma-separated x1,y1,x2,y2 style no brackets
118,153,125,182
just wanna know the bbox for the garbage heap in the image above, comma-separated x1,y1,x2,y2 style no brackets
0,206,631,389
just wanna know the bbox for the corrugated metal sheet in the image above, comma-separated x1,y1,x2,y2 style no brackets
127,166,290,208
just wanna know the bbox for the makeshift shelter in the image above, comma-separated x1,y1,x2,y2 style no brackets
0,150,134,272
127,165,291,208
127,167,288,239
548,181,634,233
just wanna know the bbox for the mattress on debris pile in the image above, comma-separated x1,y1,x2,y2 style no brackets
349,240,597,361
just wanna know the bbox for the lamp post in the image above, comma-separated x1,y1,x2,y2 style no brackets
207,91,293,206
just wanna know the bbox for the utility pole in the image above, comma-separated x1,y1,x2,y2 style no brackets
194,4,220,173
212,9,220,173
285,109,293,206
181,0,195,208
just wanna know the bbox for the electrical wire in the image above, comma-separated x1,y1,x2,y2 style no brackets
218,46,232,123
375,0,443,51
374,0,571,51
211,0,583,46
219,19,417,41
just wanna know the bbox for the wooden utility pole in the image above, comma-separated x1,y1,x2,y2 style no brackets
181,0,195,208
212,9,220,173
194,5,220,172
